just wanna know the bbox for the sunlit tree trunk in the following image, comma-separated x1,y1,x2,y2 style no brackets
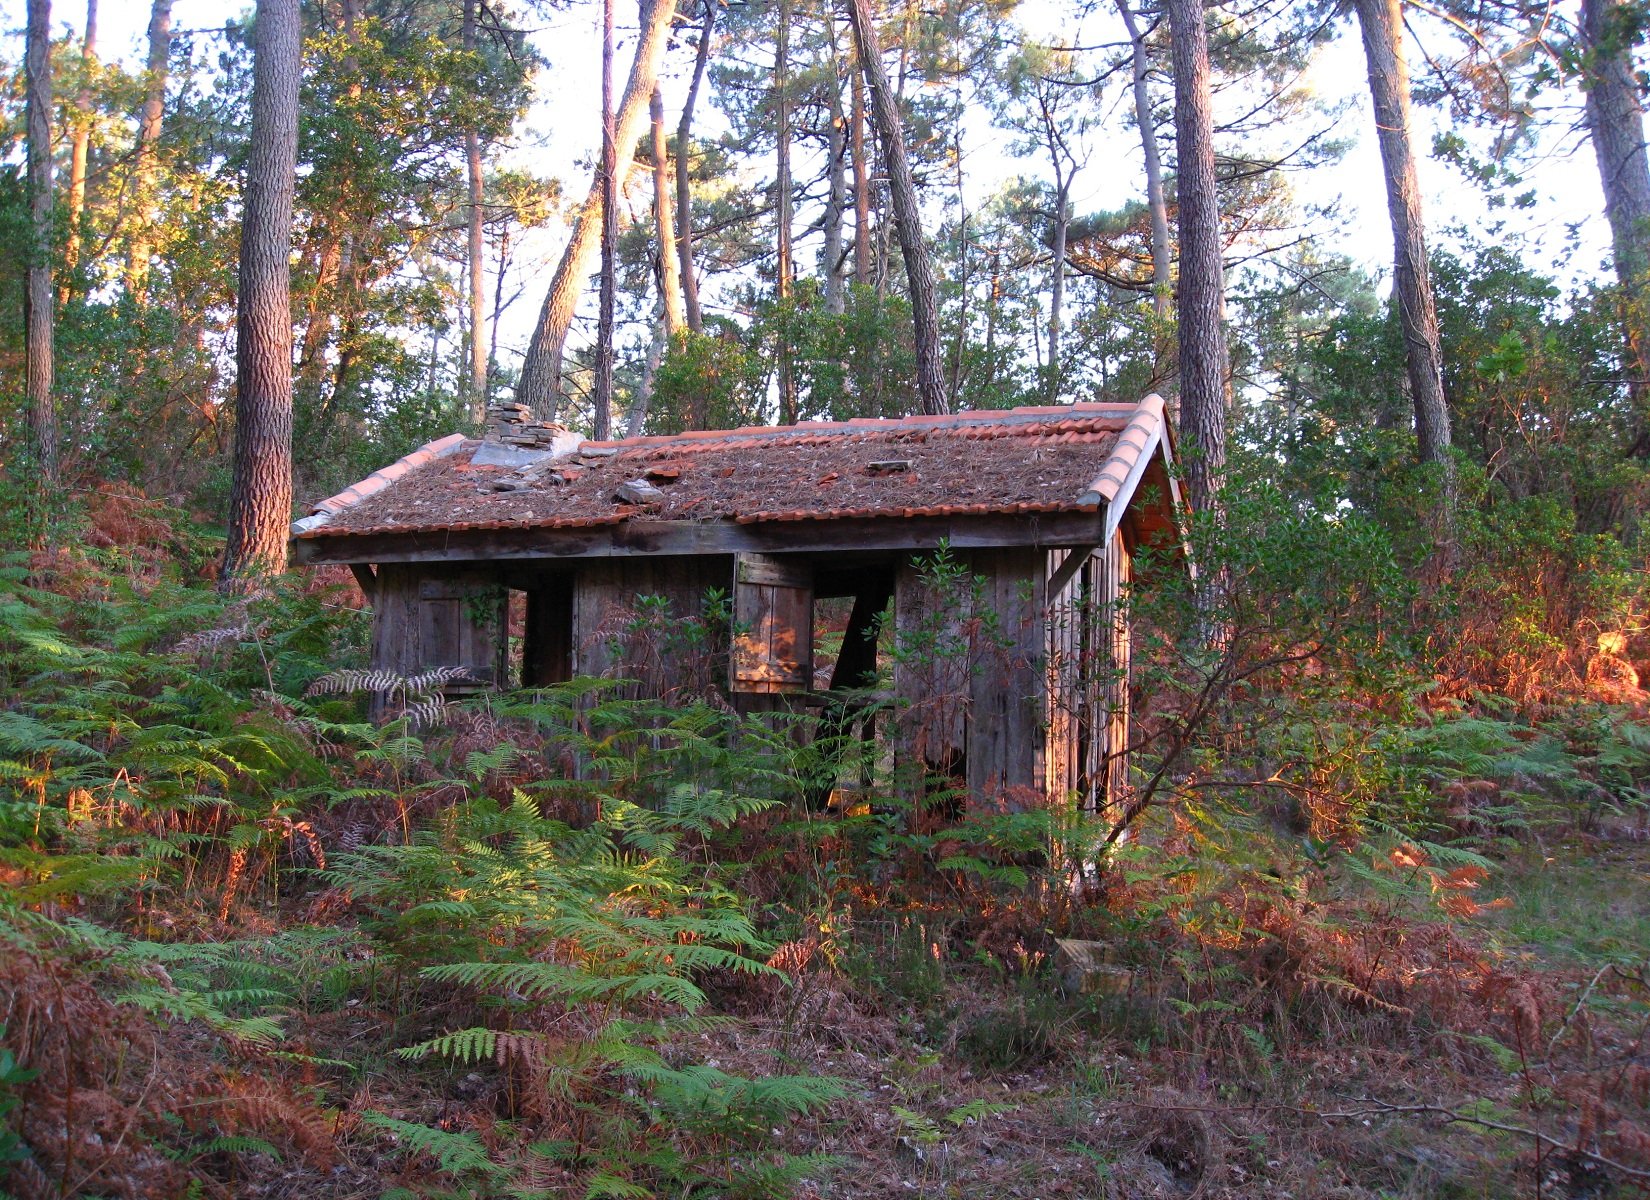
677,0,713,339
64,0,96,295
823,23,848,316
463,0,488,420
845,0,949,415
1047,172,1070,402
127,0,174,300
593,0,616,440
1581,0,1650,455
1354,0,1455,500
26,0,58,499
1166,0,1228,512
490,224,510,381
851,61,872,285
775,0,797,423
1118,0,1171,317
517,0,676,419
948,130,970,399
221,0,301,588
650,84,685,336
626,300,667,437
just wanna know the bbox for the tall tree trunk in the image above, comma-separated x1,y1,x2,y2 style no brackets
1048,173,1070,403
1354,0,1454,486
26,0,58,497
823,26,848,315
517,0,677,419
844,0,949,415
1165,0,1229,512
64,0,96,293
1580,0,1650,455
947,125,970,400
463,0,488,420
593,0,617,441
650,84,686,335
127,0,174,300
676,0,713,337
296,234,341,401
775,0,797,423
1118,0,1171,317
221,0,301,588
850,61,872,285
626,300,667,436
983,245,1000,391
490,225,510,381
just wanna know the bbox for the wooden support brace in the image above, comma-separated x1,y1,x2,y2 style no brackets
350,562,378,599
1047,545,1097,599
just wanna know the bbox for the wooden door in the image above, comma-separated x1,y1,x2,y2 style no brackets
730,554,813,694
417,575,504,687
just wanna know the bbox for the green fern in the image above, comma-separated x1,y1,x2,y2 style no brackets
181,1134,283,1162
397,1026,499,1065
361,1113,507,1182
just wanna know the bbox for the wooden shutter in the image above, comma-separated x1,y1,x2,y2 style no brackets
731,554,813,693
418,576,504,687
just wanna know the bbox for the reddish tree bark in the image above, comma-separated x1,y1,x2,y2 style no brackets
221,0,302,588
1166,0,1228,512
463,0,488,419
850,61,872,285
127,0,174,299
1354,0,1454,474
65,0,96,291
650,84,686,336
593,0,617,441
517,0,677,418
26,0,58,495
844,0,949,416
1581,0,1650,454
676,0,714,340
1118,0,1171,317
775,0,797,423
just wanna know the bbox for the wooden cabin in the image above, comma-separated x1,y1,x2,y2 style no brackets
289,396,1184,813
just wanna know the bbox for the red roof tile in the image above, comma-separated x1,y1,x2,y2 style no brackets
294,399,1170,541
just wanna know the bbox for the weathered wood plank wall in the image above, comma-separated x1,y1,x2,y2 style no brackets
571,556,732,699
964,547,1047,809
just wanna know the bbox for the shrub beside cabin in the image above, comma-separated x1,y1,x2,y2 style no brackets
289,397,1184,813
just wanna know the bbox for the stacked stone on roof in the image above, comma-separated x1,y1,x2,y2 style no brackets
486,402,573,449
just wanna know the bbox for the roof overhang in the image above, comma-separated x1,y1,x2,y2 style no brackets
289,395,1189,568
291,508,1111,566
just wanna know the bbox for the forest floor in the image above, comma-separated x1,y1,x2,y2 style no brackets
187,834,1645,1200
670,838,1650,1199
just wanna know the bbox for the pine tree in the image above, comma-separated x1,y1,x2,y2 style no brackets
221,0,302,588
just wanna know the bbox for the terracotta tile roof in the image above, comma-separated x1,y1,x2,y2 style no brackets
292,398,1172,541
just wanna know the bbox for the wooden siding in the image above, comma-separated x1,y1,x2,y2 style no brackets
371,564,504,687
1076,531,1131,814
1100,532,1132,810
892,557,971,777
893,548,1048,810
570,556,732,699
965,548,1047,809
1045,547,1086,808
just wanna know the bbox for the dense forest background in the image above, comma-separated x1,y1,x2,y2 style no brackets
1,0,1649,1196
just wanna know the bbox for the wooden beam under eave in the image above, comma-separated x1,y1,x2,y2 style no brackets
289,511,1109,567
349,563,378,598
